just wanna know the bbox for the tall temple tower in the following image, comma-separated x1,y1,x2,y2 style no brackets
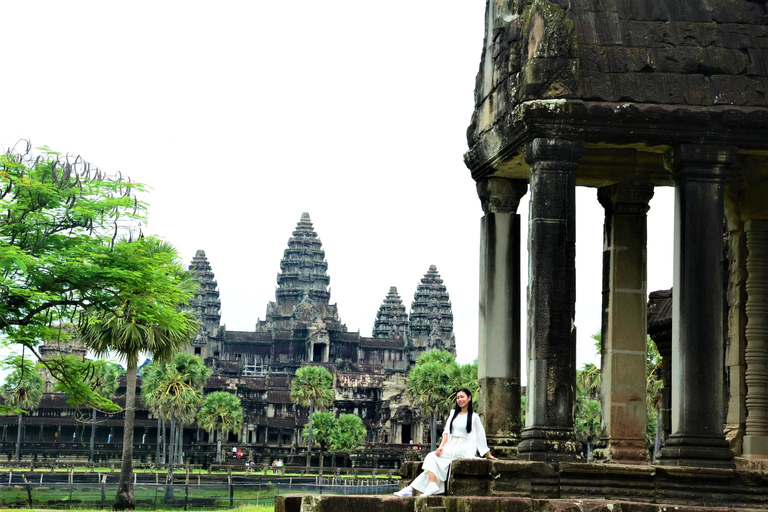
186,250,224,359
274,212,331,313
372,287,410,340
408,265,456,363
256,213,345,365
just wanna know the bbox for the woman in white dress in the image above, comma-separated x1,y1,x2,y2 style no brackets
394,387,497,497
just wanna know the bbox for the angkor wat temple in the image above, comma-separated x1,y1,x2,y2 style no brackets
0,212,456,466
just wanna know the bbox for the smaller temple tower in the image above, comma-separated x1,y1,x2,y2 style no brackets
408,265,456,364
186,250,224,360
372,287,410,340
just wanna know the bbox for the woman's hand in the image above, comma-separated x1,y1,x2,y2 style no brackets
435,447,444,457
486,452,497,461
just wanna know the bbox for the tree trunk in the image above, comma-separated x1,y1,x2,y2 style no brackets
216,430,222,464
156,418,161,463
14,413,22,462
165,415,175,501
90,407,97,463
306,403,314,468
114,359,137,510
176,424,183,464
430,412,437,453
161,418,167,464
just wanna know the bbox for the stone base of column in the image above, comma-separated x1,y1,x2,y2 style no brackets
477,376,521,458
592,438,649,464
516,427,581,462
743,435,768,458
657,435,735,468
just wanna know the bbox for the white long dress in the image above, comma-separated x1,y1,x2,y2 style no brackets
410,410,490,494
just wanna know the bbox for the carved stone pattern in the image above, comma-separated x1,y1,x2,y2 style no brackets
745,222,768,437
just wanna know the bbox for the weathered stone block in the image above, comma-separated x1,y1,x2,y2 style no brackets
571,0,619,13
699,47,749,75
616,0,671,21
571,12,623,45
747,49,768,76
716,24,758,50
648,47,700,73
709,0,764,24
712,76,768,106
623,21,719,48
579,71,618,102
519,58,579,100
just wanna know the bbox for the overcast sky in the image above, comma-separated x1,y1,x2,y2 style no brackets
1,1,674,373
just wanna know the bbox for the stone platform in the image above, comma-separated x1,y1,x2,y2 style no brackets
277,460,768,511
275,495,767,512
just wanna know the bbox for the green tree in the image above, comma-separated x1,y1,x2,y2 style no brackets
197,391,243,464
78,238,199,511
407,350,463,451
290,365,334,467
0,145,147,410
0,354,45,462
330,414,366,451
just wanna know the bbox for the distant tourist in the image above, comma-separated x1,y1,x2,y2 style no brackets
394,388,496,498
272,459,277,474
232,446,237,458
237,448,242,459
72,431,77,442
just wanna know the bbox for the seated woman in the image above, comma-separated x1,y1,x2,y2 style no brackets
394,387,497,497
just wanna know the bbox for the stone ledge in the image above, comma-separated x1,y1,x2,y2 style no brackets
402,459,768,509
276,494,768,512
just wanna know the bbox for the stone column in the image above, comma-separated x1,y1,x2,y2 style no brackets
596,183,654,463
517,138,584,462
658,144,736,468
743,220,768,457
476,177,528,458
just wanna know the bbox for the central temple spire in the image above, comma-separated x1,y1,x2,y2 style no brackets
275,212,331,308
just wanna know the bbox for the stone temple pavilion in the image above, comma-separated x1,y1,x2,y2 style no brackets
280,1,768,510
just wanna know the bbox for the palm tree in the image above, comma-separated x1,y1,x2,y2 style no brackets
142,354,210,464
303,411,335,468
0,356,44,462
407,350,457,451
290,365,334,467
197,392,243,464
330,414,367,451
141,353,210,499
78,238,199,511
88,361,123,463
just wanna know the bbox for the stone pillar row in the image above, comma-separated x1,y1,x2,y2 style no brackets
475,138,738,467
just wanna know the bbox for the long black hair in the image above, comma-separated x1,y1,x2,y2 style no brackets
449,387,473,434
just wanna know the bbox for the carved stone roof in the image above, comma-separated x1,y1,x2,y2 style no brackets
465,1,768,181
226,331,273,344
409,265,455,341
360,337,406,350
373,286,410,340
188,250,222,334
276,213,331,306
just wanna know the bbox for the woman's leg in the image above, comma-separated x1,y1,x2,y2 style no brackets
427,470,436,483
